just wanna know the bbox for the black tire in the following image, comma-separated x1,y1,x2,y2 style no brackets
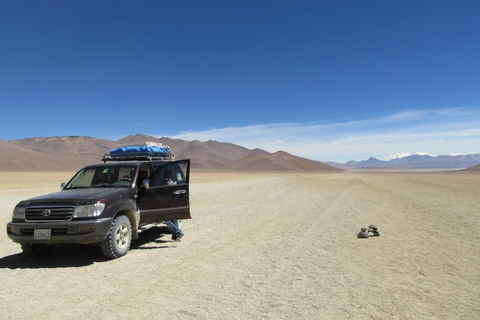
21,243,54,256
101,215,132,259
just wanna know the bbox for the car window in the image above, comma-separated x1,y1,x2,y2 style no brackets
137,164,153,187
151,163,187,187
65,169,96,188
65,166,137,189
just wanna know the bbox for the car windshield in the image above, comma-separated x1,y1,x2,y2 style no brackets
64,166,137,189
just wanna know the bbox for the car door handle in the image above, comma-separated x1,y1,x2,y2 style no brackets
173,190,187,195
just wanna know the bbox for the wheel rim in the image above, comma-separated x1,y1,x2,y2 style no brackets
116,223,130,249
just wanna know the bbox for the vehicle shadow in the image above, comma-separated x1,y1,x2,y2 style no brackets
0,227,174,269
131,226,173,250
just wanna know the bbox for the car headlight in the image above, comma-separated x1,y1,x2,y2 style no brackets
12,206,25,219
74,202,105,218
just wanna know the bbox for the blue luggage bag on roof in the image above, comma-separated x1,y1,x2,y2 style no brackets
109,145,171,158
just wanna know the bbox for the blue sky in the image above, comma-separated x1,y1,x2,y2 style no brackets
1,1,479,162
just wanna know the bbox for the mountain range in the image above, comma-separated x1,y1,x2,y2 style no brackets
0,134,343,172
1,134,478,172
326,154,480,171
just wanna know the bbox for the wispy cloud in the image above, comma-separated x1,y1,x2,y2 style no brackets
156,107,480,162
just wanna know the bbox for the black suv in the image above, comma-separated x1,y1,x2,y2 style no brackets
6,157,191,259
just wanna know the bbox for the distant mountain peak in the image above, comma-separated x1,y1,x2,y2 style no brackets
327,153,480,170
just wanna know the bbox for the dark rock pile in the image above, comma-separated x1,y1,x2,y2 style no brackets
357,224,380,238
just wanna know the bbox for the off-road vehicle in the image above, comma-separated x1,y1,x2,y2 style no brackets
6,143,191,259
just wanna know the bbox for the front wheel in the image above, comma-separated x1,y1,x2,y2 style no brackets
101,215,132,259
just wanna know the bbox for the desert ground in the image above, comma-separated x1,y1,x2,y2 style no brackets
0,171,479,319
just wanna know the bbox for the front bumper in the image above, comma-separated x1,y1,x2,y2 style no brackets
6,218,112,244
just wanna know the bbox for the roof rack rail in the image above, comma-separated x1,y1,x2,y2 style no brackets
102,153,175,163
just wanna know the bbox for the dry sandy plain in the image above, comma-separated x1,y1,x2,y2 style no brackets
0,171,479,319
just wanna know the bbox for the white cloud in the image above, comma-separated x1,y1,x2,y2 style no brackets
382,152,411,161
160,107,480,162
448,152,476,156
416,152,434,156
268,139,286,146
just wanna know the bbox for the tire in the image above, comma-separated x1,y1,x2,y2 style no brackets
101,215,132,259
21,243,54,256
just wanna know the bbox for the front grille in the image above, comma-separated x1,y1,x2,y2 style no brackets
25,207,74,221
21,228,68,235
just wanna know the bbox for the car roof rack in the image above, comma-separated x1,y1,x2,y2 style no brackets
102,154,175,162
102,142,175,162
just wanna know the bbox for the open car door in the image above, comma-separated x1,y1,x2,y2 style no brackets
138,160,191,224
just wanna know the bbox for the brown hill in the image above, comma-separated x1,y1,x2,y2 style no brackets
463,164,480,171
12,136,117,157
0,138,100,171
7,136,118,171
118,134,254,170
0,138,61,171
178,140,254,169
1,135,344,172
220,150,344,172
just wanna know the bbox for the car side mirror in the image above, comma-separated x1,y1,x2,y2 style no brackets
61,182,67,190
141,178,150,190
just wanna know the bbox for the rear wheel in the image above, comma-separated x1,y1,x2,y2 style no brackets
101,215,132,259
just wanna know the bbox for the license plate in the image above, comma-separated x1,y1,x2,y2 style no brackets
34,229,51,240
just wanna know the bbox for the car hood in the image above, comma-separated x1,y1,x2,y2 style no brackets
19,188,131,206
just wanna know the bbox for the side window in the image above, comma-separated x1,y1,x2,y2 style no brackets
152,163,187,187
137,165,152,187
